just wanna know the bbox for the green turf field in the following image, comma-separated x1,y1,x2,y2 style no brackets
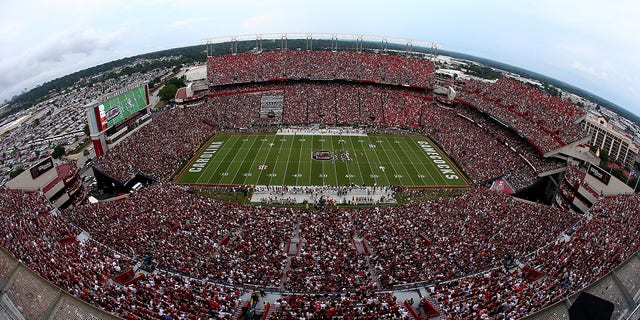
175,134,469,188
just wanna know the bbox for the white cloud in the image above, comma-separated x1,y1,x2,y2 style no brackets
0,27,124,99
168,17,213,28
570,61,614,80
36,28,123,63
242,14,274,29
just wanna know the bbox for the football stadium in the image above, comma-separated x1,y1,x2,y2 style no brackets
1,34,639,320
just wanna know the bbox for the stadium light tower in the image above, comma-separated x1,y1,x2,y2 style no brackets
405,40,413,55
430,43,439,60
231,37,238,55
306,33,313,51
356,35,363,52
331,34,338,51
256,35,263,52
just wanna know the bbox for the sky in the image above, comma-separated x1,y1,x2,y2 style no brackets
0,0,639,117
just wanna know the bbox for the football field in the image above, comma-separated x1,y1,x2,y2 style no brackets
175,134,469,188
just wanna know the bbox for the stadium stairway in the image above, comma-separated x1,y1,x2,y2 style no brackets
366,255,383,290
403,297,441,319
285,237,302,256
404,300,422,319
279,217,303,290
261,302,272,320
235,291,282,320
279,256,292,291
233,291,255,320
353,235,368,254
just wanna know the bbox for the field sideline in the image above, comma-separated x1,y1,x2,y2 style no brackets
174,133,470,188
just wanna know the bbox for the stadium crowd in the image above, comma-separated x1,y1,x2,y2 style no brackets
9,49,636,319
58,179,581,299
63,185,295,288
432,192,640,319
458,78,587,154
2,183,639,319
271,292,410,319
93,105,217,182
0,188,242,319
207,50,436,88
253,185,395,206
358,189,579,288
423,102,566,189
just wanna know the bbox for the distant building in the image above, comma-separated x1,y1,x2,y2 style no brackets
173,65,208,107
5,157,83,208
174,82,207,107
184,65,207,83
583,112,639,168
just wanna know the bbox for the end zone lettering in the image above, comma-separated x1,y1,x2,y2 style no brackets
188,142,223,173
418,141,460,180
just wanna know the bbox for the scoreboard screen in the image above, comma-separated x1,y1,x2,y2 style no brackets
95,86,149,131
